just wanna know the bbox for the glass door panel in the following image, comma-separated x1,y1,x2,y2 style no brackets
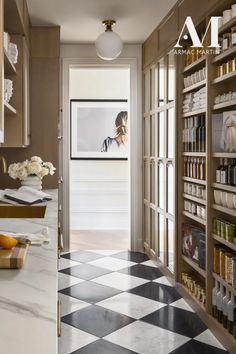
144,205,150,246
158,58,164,107
150,115,156,157
158,111,165,158
167,162,174,215
159,214,165,263
144,161,149,200
168,51,175,103
150,208,156,252
167,108,174,158
150,161,155,205
167,219,174,271
144,118,149,156
144,70,150,113
158,161,165,210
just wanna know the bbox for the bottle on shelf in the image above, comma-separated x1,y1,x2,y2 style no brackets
199,115,206,152
216,282,224,323
212,280,219,318
196,158,200,179
220,159,228,185
184,157,187,176
188,117,194,152
183,119,188,152
200,158,205,180
216,158,224,183
227,292,235,334
228,159,236,186
222,288,230,328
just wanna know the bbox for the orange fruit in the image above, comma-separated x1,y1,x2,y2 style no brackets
0,234,18,249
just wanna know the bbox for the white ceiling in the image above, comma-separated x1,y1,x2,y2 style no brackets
26,0,178,43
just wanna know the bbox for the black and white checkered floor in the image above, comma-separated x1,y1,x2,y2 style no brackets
58,250,228,354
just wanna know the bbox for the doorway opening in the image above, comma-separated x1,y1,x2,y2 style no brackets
69,67,131,251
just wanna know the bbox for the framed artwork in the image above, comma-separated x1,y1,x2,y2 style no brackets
70,99,128,159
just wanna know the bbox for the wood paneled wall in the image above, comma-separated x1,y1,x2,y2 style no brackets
0,27,60,189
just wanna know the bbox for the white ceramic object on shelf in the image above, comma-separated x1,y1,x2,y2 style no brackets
214,190,221,205
222,9,232,25
232,4,236,17
218,16,223,28
226,193,234,209
21,176,42,191
233,194,236,209
220,191,228,207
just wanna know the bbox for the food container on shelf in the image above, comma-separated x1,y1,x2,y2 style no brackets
220,191,228,207
218,16,223,28
232,4,236,17
214,189,221,205
222,9,232,25
233,194,236,209
226,193,234,209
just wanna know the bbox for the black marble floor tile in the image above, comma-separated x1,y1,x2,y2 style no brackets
113,251,149,263
168,339,228,354
61,251,103,263
71,339,138,354
119,264,163,280
62,305,134,338
59,280,121,304
142,305,207,338
129,281,181,304
59,263,111,280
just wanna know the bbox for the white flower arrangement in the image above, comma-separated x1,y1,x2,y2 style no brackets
8,156,56,181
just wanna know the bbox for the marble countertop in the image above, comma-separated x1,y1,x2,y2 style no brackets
0,189,58,354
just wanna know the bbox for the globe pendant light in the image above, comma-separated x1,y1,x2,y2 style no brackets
95,20,123,60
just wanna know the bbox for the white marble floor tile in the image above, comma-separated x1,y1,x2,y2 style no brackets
98,292,166,319
88,257,136,271
59,258,81,271
170,298,195,313
141,260,160,268
58,293,90,317
88,250,124,256
194,329,226,350
104,320,190,354
153,276,173,287
58,273,84,291
91,272,149,291
58,322,97,354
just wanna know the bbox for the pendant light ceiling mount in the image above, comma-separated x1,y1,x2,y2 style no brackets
103,19,116,31
95,19,123,61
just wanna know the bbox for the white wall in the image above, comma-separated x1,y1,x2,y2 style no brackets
69,67,129,230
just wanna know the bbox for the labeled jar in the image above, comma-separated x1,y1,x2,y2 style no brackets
231,27,236,46
232,258,236,288
222,33,231,51
214,245,220,274
220,248,226,279
225,253,233,285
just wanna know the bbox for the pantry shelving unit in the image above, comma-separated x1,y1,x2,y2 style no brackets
143,1,236,351
176,9,236,350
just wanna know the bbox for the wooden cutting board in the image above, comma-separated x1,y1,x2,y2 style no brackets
0,243,29,269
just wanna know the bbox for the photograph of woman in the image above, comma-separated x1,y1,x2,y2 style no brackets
101,111,128,153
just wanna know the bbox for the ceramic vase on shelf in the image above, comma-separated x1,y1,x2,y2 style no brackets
21,176,42,191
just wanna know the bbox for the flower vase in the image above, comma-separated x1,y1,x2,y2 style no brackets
21,176,42,191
